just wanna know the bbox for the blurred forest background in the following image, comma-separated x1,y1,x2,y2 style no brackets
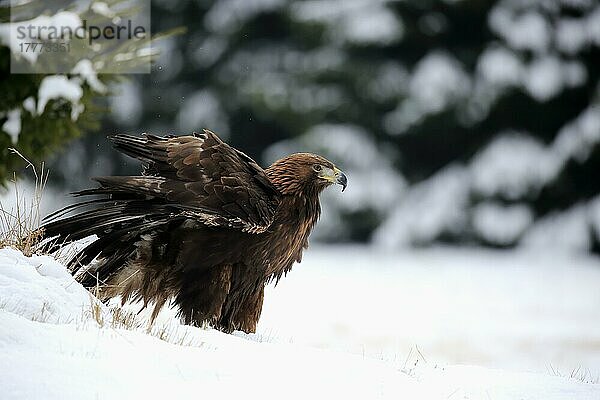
2,0,600,253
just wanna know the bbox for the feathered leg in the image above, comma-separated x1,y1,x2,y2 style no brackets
176,266,232,328
218,266,265,333
223,286,265,333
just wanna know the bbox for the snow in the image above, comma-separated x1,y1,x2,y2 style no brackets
260,246,600,375
374,116,600,249
373,165,468,246
417,365,598,400
36,75,84,120
91,2,115,18
524,56,566,101
113,52,135,62
71,59,107,94
488,9,551,53
376,105,600,249
470,132,559,199
556,17,589,54
151,38,183,82
0,180,68,230
477,46,523,87
409,52,470,112
204,0,286,34
588,6,600,46
291,0,380,22
0,248,92,323
214,45,347,117
553,105,600,163
136,46,157,58
590,196,600,238
1,246,599,399
472,202,533,245
522,56,587,102
22,97,35,115
482,1,592,105
563,60,588,87
374,112,600,249
521,203,592,252
384,52,470,134
338,6,403,45
477,51,588,103
0,12,82,63
365,62,409,103
2,109,21,144
191,36,228,68
291,0,403,45
288,84,343,113
176,90,230,137
266,123,391,172
0,310,420,400
552,5,600,53
559,0,595,10
109,80,143,126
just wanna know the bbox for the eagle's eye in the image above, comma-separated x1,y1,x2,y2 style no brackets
312,164,322,172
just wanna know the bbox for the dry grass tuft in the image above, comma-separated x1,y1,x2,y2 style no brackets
0,149,48,256
548,363,600,384
81,297,205,347
87,296,105,327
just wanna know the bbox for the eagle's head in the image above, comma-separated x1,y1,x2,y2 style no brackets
266,153,347,196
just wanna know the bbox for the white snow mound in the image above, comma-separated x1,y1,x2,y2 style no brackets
0,247,598,400
0,248,92,323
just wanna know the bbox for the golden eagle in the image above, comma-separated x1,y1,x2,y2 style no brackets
42,130,347,333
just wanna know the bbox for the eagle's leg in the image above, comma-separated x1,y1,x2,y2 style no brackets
218,283,265,333
176,265,232,328
233,285,264,333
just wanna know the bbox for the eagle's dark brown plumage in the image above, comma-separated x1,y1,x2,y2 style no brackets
41,130,347,333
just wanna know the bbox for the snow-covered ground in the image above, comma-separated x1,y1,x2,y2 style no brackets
260,246,600,374
1,246,599,399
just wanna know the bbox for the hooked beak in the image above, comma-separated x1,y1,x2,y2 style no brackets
319,166,348,192
334,168,348,192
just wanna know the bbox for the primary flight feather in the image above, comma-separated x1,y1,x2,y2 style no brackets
41,129,347,332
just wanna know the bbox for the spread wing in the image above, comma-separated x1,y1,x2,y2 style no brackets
99,130,281,233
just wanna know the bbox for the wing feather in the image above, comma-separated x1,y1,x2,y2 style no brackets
106,130,280,233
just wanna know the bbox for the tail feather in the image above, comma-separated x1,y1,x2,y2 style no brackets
43,204,132,240
93,176,166,197
40,190,179,290
43,198,112,223
74,215,177,295
74,225,146,287
109,134,169,165
39,134,185,292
